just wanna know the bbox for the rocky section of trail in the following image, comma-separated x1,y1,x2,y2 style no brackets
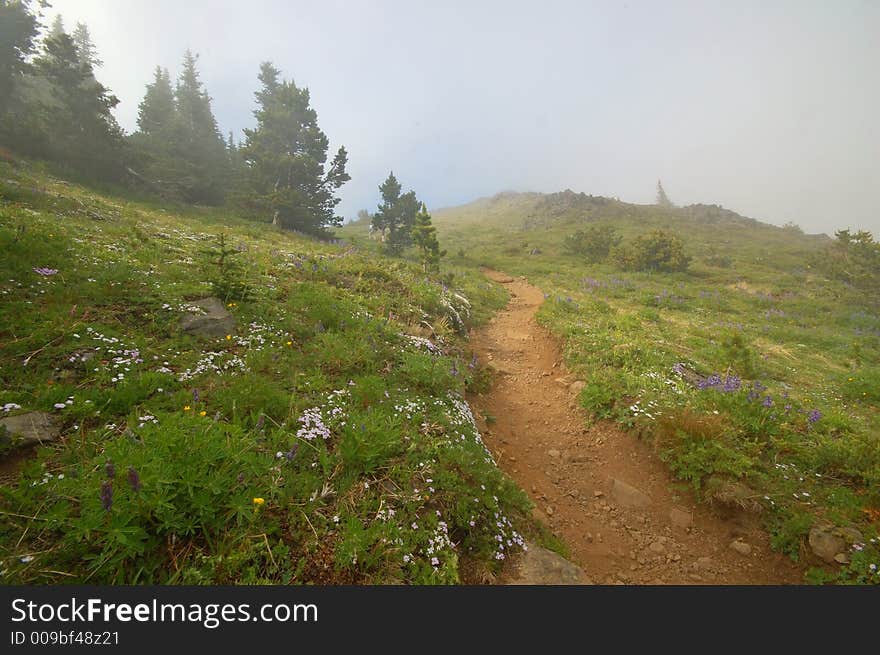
470,269,804,585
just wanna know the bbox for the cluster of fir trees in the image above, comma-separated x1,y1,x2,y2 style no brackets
0,5,123,180
367,171,444,272
0,1,350,237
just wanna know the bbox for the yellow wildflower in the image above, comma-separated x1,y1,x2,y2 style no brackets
183,405,191,411
199,410,207,416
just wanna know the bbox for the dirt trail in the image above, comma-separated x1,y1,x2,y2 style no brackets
469,269,804,584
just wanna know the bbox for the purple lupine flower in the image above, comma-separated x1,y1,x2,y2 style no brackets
285,444,299,462
33,267,59,276
762,396,774,408
192,388,200,403
105,460,116,479
807,409,822,424
127,466,141,493
469,353,478,369
697,374,722,390
722,375,741,392
451,361,459,377
100,481,113,511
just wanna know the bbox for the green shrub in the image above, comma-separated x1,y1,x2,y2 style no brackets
563,225,621,263
614,229,691,272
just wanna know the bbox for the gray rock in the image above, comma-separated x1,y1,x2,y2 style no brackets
547,449,561,459
808,522,862,563
809,523,845,563
610,478,652,509
569,380,586,394
0,412,60,447
508,545,592,585
729,540,752,556
669,507,694,529
180,298,236,338
649,541,666,554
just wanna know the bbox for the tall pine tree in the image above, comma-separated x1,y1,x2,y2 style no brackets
412,202,445,272
0,0,41,117
170,50,228,204
656,179,674,208
240,61,349,235
136,66,175,135
371,171,419,254
32,27,123,178
72,22,101,69
129,52,228,203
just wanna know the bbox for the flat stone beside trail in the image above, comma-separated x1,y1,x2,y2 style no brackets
508,545,592,585
609,478,652,509
180,297,236,338
0,411,60,448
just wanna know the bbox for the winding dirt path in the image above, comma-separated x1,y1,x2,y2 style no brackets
468,270,804,584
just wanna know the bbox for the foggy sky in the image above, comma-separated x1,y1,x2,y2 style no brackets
49,0,879,235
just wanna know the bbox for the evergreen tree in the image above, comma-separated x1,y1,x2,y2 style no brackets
371,170,401,237
136,66,175,135
72,21,101,69
240,61,350,235
49,14,64,38
656,179,674,208
32,29,123,178
0,0,41,116
412,202,445,272
371,171,419,254
129,52,228,203
128,66,176,193
170,50,228,203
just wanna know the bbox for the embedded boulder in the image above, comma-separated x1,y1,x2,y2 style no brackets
508,545,592,585
0,411,60,448
609,478,652,509
180,298,236,338
808,521,863,564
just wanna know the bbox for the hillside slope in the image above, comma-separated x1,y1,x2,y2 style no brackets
0,163,540,584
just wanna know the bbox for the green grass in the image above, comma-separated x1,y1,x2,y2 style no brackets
344,189,880,585
0,162,536,584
